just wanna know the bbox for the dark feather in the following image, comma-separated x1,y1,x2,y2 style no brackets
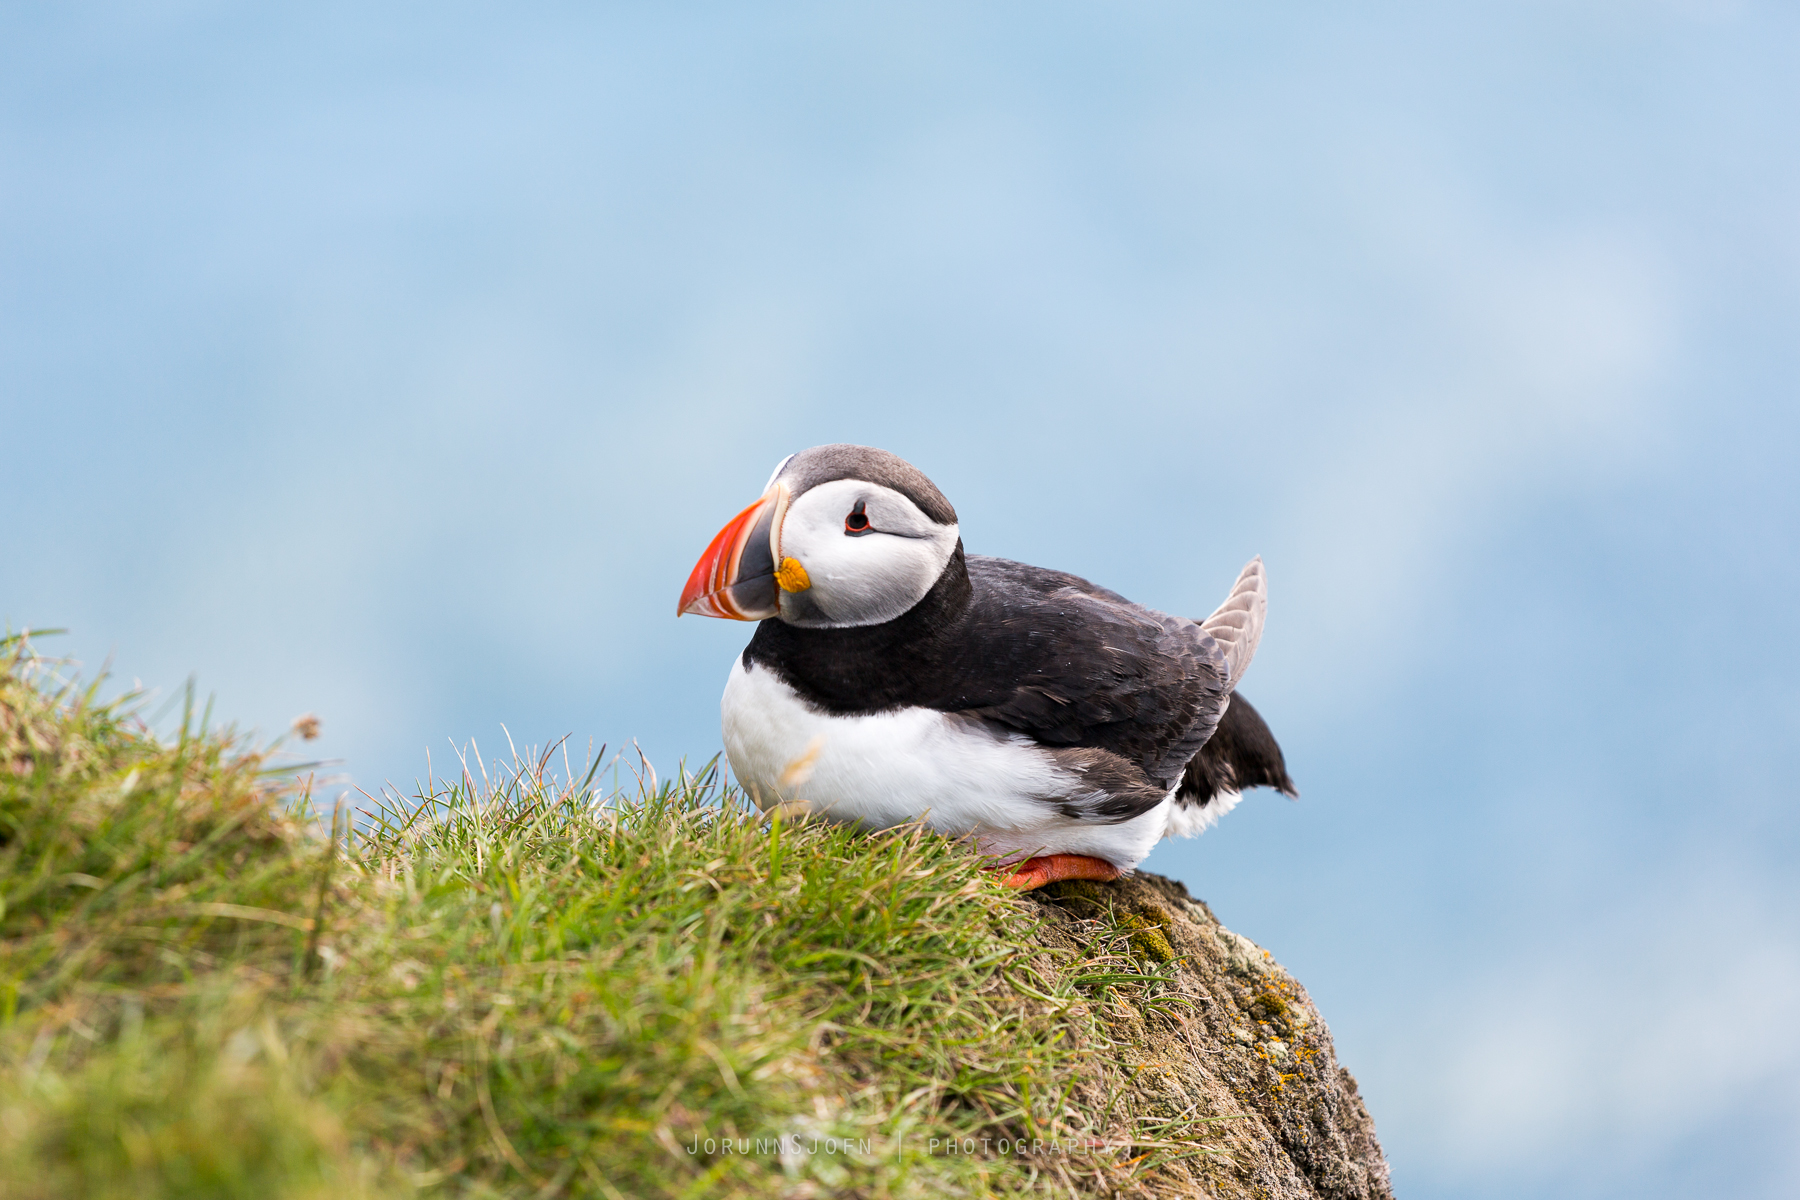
743,549,1234,822
1177,692,1298,810
779,444,959,525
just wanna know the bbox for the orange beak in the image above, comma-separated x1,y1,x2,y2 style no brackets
678,483,790,619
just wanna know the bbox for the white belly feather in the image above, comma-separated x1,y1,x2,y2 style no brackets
720,656,1177,870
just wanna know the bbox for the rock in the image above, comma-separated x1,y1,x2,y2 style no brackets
1029,871,1394,1199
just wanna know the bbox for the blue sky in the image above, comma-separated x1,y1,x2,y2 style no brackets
4,3,1798,1195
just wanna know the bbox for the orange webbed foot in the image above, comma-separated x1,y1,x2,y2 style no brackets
995,853,1123,890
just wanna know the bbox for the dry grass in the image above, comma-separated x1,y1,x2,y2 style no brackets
0,631,1215,1198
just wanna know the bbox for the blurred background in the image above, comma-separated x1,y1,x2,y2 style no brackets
4,2,1796,1195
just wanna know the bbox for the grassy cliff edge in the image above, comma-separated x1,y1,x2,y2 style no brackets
0,633,1388,1199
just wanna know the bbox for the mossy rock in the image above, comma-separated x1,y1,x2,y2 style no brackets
1028,872,1393,1200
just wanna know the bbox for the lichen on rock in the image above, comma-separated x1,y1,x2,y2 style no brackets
1028,871,1394,1199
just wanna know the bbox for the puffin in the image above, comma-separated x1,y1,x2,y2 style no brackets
677,444,1296,890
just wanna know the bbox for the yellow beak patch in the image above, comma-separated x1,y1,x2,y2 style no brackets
775,556,812,593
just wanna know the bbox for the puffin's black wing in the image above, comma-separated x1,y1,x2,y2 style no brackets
741,549,1244,823
1177,692,1298,808
956,556,1232,792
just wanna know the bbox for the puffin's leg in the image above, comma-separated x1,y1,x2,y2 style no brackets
997,854,1122,890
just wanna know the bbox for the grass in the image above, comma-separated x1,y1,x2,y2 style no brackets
0,630,1218,1198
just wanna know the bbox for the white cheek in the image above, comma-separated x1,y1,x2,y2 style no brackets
805,538,938,622
775,481,957,627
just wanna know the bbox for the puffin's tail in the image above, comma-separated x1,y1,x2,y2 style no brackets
1166,693,1297,837
1167,558,1295,837
1201,555,1266,690
1180,693,1297,802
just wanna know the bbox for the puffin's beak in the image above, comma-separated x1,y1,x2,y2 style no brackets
678,482,790,619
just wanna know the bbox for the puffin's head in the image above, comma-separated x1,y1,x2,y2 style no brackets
678,444,961,628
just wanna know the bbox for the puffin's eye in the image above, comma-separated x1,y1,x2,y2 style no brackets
844,502,872,535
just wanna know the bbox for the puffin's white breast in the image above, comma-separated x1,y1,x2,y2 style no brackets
720,656,1173,869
